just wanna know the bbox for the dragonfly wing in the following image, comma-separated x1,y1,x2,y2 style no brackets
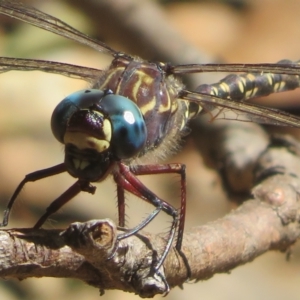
170,62,300,76
0,0,118,55
0,57,103,82
180,89,300,128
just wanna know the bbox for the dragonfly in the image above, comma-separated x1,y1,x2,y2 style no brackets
1,0,300,292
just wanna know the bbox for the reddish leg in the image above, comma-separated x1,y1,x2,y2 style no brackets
117,184,125,228
114,162,187,273
33,180,96,228
129,163,187,251
0,163,66,227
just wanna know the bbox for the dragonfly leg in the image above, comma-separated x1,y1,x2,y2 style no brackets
116,184,126,228
129,163,187,253
114,163,188,278
129,163,190,279
114,170,169,239
33,180,96,229
0,163,66,227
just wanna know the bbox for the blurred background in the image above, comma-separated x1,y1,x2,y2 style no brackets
1,0,300,299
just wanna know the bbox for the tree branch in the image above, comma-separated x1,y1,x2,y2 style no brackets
1,135,300,297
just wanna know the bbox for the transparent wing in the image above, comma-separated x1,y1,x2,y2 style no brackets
0,0,118,56
0,57,103,82
170,62,300,76
180,89,300,128
2,1,300,78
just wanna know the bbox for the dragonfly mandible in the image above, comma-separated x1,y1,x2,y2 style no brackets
1,0,300,292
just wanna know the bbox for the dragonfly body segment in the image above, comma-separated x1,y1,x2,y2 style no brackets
196,59,300,102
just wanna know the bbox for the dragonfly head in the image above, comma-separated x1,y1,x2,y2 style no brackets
51,89,147,181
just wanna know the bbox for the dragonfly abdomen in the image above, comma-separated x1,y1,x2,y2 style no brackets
196,59,300,102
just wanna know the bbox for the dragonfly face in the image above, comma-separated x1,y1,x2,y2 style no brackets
52,88,147,181
1,0,300,294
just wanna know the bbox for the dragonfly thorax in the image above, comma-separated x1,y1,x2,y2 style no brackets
94,56,189,162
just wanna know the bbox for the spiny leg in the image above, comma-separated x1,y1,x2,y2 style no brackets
116,184,126,228
129,163,187,252
129,163,189,277
114,166,178,293
0,163,66,227
115,163,187,272
114,171,167,240
34,180,96,229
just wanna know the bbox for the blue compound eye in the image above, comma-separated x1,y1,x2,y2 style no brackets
100,94,147,159
51,89,147,159
51,89,105,143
